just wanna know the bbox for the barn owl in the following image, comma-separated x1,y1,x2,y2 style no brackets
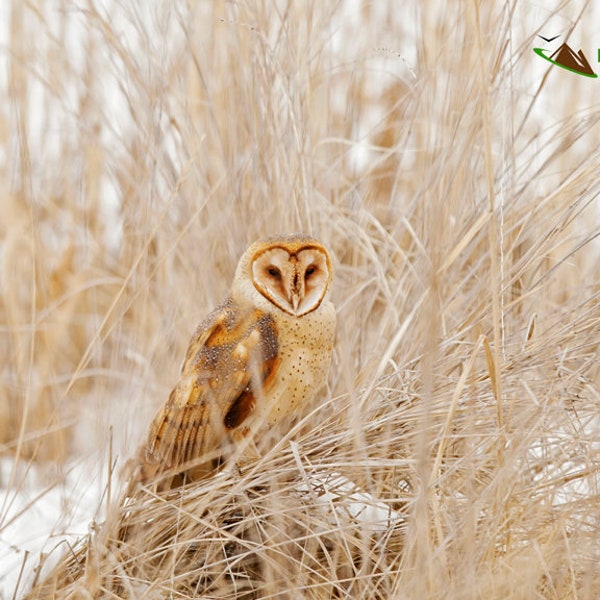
136,234,336,489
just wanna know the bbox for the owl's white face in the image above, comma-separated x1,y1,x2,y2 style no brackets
250,244,331,317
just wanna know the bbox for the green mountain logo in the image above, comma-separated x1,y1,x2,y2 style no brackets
533,37,598,79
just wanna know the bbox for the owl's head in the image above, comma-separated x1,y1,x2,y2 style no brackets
232,234,333,317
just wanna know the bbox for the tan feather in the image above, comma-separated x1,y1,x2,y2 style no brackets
139,301,279,487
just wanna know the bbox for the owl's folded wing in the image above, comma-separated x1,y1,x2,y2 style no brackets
141,301,279,482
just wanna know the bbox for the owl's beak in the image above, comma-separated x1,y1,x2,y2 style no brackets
289,270,304,313
289,279,304,313
291,291,301,312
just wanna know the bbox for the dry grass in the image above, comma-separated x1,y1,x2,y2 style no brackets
2,0,600,598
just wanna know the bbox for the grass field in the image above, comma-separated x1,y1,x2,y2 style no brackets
2,1,600,598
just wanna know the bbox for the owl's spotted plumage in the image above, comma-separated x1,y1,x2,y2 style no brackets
136,234,336,489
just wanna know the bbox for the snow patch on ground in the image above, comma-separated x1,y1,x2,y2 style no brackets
0,457,108,599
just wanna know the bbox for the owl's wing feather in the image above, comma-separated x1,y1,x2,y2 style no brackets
143,300,279,479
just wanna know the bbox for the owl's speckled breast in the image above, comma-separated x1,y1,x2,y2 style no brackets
264,300,336,425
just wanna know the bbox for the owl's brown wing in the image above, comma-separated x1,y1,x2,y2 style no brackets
142,300,279,482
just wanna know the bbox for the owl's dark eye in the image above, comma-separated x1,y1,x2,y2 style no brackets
305,265,316,278
268,266,281,279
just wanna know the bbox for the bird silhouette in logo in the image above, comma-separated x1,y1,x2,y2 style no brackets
537,34,560,43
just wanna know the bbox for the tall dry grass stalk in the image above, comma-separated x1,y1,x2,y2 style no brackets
2,0,600,598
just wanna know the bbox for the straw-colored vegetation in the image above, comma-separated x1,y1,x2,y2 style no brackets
2,1,600,598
